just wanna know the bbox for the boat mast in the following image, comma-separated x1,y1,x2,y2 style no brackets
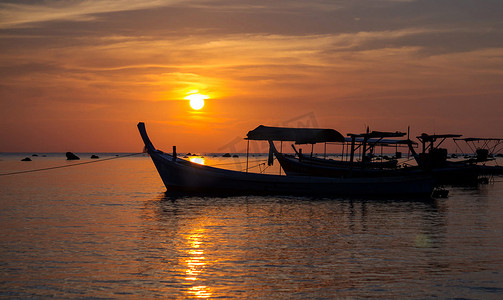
361,126,369,163
349,135,356,164
246,139,249,173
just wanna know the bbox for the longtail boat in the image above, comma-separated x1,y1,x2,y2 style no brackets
138,122,435,197
248,126,415,178
409,133,495,185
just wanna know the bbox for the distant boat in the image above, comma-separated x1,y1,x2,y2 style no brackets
138,122,435,198
255,128,413,178
268,141,418,178
409,134,503,185
453,137,503,178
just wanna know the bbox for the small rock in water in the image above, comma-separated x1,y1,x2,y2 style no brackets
21,157,32,161
222,153,231,157
32,154,38,157
66,152,80,160
91,155,99,159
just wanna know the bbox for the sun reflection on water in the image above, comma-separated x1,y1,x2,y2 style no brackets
189,285,212,298
189,157,205,165
184,231,212,298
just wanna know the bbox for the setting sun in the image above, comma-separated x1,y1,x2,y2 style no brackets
185,93,208,110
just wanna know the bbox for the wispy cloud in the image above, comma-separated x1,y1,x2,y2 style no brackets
0,0,182,28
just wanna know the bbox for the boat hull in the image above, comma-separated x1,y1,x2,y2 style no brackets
274,149,488,186
269,140,416,178
431,164,495,185
274,151,412,178
148,149,434,198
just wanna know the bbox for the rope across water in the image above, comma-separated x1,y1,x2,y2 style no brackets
0,154,273,177
0,153,144,176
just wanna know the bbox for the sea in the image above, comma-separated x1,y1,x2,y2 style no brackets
1,153,502,299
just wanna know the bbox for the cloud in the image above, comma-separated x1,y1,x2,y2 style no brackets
0,0,182,28
0,0,319,29
1,0,503,152
2,24,501,107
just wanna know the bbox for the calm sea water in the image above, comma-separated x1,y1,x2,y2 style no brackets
1,153,502,299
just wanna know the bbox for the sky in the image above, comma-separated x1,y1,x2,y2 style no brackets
1,0,502,153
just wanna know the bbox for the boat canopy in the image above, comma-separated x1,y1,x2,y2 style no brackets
246,125,345,144
454,137,503,142
417,133,462,142
348,131,406,139
344,137,417,146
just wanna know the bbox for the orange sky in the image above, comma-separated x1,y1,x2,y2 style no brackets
1,0,502,153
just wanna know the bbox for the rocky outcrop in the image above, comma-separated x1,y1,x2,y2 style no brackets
66,152,80,160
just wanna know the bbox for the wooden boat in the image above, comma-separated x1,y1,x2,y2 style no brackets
138,122,435,197
289,135,407,170
249,127,414,178
453,137,503,178
409,133,490,185
267,140,418,178
293,145,399,169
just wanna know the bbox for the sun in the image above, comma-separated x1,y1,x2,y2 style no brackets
185,93,208,110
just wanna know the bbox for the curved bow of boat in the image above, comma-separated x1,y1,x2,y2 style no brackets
137,122,156,153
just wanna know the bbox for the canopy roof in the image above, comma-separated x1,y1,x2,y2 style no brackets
417,133,462,142
454,137,503,142
246,125,345,144
344,137,416,146
348,131,406,139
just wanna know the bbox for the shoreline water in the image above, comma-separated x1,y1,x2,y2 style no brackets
1,154,503,298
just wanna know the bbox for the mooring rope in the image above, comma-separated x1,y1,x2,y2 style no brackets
0,153,144,177
206,158,267,167
0,154,272,177
239,161,268,173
